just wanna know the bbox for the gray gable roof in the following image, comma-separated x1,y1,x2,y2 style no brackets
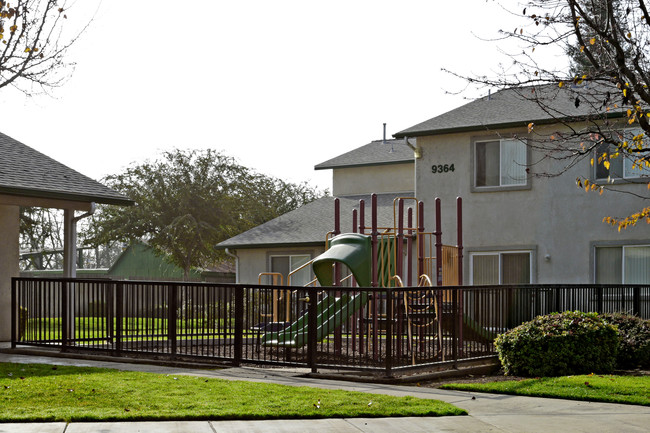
315,138,413,170
0,132,133,206
216,193,413,249
395,84,624,138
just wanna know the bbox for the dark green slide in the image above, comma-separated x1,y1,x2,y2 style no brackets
262,234,372,348
261,292,368,347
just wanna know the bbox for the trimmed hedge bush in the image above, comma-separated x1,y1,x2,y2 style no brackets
601,313,650,369
494,311,618,377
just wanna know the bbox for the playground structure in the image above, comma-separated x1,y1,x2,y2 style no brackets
257,194,494,364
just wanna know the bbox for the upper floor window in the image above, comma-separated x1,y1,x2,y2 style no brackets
595,129,650,180
475,138,527,188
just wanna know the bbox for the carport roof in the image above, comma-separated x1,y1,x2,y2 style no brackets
0,132,133,206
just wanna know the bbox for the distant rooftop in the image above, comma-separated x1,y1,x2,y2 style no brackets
216,193,412,249
315,138,413,170
0,132,133,206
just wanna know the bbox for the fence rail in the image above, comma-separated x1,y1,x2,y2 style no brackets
11,278,650,376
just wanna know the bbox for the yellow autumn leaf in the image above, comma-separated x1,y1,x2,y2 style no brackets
24,47,30,52
590,157,594,166
590,37,596,45
580,45,585,52
604,160,610,170
559,81,564,88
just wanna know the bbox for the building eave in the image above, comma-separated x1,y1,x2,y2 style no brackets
0,186,134,207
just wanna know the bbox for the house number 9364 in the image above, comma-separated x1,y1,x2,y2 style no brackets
431,164,455,174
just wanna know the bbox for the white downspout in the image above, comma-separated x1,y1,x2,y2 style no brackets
225,248,239,283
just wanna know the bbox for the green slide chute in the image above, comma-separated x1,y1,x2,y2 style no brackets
262,234,372,348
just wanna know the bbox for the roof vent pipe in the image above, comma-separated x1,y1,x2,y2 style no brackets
488,89,491,101
383,123,386,144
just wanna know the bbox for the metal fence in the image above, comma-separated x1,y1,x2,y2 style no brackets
11,278,650,376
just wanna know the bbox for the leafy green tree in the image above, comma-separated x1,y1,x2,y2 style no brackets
83,149,325,280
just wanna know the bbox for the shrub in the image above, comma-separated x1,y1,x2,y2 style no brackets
494,311,618,377
601,313,650,369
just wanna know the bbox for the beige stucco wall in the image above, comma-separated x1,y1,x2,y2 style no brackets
414,127,650,284
0,205,19,341
332,163,414,196
234,246,326,285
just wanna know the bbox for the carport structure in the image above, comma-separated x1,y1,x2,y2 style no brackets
0,132,133,340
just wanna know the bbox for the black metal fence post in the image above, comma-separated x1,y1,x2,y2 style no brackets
234,286,243,366
308,287,318,374
634,286,641,316
11,278,16,348
115,282,123,354
597,286,603,313
61,280,68,351
452,287,458,368
169,284,178,356
385,287,393,378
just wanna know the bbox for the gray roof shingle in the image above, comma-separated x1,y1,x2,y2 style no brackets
216,193,414,249
0,132,133,205
315,139,413,170
394,84,624,138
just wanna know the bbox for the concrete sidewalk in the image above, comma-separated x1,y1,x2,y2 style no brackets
0,349,649,432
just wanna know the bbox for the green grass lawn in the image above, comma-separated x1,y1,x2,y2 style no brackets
0,363,465,422
440,374,650,406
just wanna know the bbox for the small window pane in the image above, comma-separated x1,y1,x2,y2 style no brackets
596,247,622,284
289,255,311,286
623,153,650,178
624,246,650,284
595,143,624,179
472,254,499,284
476,141,500,186
500,139,527,186
501,253,530,284
270,256,290,285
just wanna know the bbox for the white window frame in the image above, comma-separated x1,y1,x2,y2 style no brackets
594,129,650,181
470,250,533,285
594,244,650,284
472,137,529,191
269,254,312,286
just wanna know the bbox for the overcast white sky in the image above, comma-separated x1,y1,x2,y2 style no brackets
0,1,564,192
